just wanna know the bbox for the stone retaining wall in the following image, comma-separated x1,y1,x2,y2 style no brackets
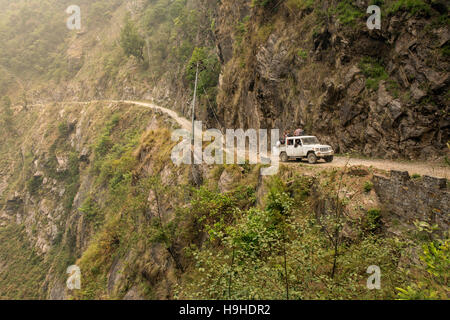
373,171,449,230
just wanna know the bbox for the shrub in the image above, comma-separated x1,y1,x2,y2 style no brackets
333,0,364,25
120,17,145,61
79,197,103,228
58,121,72,138
297,48,308,60
442,43,450,58
366,208,382,231
359,57,389,91
397,239,449,299
1,96,13,131
27,175,43,195
364,181,374,193
63,152,80,211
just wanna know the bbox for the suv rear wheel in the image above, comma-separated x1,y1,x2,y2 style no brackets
280,152,288,162
307,152,317,164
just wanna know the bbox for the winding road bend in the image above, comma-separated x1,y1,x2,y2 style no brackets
38,100,449,179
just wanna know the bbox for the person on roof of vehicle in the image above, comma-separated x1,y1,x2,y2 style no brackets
294,128,305,136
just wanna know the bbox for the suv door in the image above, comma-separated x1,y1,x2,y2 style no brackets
286,138,295,157
293,138,304,157
287,138,302,157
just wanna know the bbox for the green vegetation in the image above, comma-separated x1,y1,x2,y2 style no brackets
286,0,315,11
359,57,389,91
63,152,80,211
176,173,410,299
363,181,374,193
27,175,43,195
79,197,103,229
397,238,449,299
186,47,220,97
387,0,432,16
120,16,146,61
297,48,308,60
366,208,382,232
0,224,49,299
332,0,364,25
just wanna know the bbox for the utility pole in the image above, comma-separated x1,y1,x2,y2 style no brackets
190,61,201,185
191,62,199,148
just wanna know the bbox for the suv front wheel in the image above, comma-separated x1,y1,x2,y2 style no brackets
307,152,317,164
280,152,288,162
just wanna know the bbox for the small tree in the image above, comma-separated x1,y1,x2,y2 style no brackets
186,47,220,96
120,17,145,61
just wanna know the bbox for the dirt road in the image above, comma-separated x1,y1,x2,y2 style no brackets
37,100,449,179
285,156,449,179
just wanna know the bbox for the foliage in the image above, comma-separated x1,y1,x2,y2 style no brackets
79,197,103,229
332,0,365,25
359,57,389,91
366,208,382,232
27,175,43,195
177,176,409,299
0,224,49,299
363,181,374,193
297,48,308,60
120,16,145,61
63,152,80,211
387,0,432,16
397,238,449,299
286,0,315,11
186,47,221,97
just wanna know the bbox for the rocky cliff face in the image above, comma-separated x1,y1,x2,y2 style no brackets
213,0,449,160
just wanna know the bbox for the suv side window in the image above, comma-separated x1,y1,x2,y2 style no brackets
287,139,294,146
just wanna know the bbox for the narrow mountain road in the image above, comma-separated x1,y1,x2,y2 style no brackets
36,100,449,179
285,157,449,179
124,100,449,179
122,100,191,130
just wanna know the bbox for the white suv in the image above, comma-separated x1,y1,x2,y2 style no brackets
276,136,334,164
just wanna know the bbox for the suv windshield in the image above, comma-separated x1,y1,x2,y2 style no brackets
301,137,320,145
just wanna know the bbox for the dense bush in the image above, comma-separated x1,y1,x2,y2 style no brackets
120,17,145,61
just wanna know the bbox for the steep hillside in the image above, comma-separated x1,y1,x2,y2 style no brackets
0,0,448,300
0,99,448,299
0,100,183,298
1,0,448,160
